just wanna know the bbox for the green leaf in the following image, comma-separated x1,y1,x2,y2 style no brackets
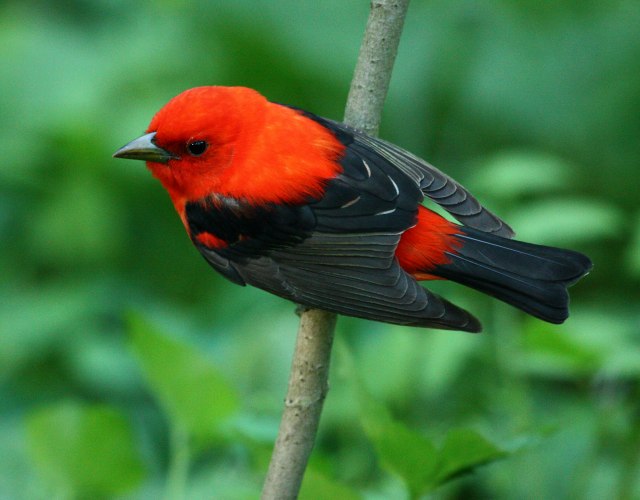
365,414,438,499
517,320,603,378
336,340,438,498
361,406,506,497
127,312,239,444
507,198,623,245
26,402,144,497
300,468,362,500
626,212,640,277
432,428,506,486
471,151,573,200
337,340,506,498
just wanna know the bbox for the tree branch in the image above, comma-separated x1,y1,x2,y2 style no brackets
261,2,410,498
260,308,337,500
344,0,411,134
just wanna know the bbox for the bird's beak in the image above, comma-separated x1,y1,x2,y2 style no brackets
113,132,178,163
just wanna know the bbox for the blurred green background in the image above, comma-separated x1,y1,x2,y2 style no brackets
1,0,639,498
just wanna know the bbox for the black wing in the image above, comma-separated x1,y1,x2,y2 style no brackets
185,111,490,332
298,110,514,238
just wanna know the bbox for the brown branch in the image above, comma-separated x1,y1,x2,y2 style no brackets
260,308,337,500
261,2,410,498
344,0,411,134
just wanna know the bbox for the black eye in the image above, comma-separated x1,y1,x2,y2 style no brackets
187,140,208,156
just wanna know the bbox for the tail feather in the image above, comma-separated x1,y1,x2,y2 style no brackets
433,227,592,324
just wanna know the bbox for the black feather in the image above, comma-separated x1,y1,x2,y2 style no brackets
433,227,593,323
186,195,316,261
298,109,515,238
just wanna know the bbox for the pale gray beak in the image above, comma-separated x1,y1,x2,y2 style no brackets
113,132,178,163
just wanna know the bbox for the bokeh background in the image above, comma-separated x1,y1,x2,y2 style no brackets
2,0,639,498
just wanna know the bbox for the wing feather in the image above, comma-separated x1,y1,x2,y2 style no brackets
231,246,480,331
303,113,515,238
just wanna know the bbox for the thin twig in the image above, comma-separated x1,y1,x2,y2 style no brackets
261,2,410,498
260,308,337,500
345,0,411,134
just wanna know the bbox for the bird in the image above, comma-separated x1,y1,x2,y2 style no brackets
114,86,592,332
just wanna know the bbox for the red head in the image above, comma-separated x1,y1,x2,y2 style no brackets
114,86,344,215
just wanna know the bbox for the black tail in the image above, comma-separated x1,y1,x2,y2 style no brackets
433,227,593,324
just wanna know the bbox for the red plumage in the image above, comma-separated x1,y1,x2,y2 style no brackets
114,86,592,332
146,87,343,207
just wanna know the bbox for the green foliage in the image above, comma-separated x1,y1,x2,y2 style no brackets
26,402,144,498
299,469,362,500
339,340,505,497
625,212,640,278
509,198,623,245
471,151,574,200
435,429,506,483
362,399,440,498
128,312,239,445
1,0,639,498
518,320,603,377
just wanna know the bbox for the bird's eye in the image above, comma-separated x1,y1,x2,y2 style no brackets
187,140,208,156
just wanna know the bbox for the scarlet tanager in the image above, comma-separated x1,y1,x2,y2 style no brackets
114,86,591,332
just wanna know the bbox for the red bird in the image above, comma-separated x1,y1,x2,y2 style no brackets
114,86,591,332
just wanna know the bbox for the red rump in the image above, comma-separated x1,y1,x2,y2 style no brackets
395,206,462,280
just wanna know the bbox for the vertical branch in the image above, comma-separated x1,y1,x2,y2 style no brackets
260,308,337,500
344,0,411,134
261,2,410,499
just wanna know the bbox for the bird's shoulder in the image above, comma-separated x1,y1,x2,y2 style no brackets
185,194,316,257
